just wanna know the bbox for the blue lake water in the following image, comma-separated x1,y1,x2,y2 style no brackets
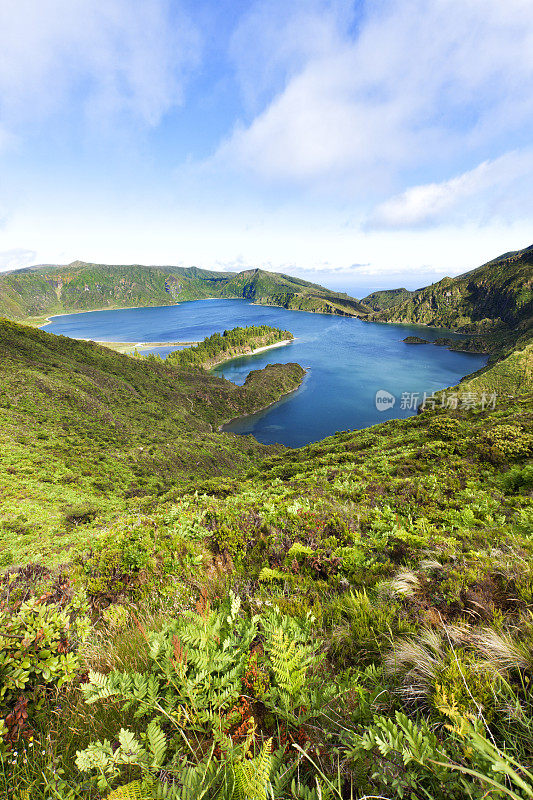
43,300,487,447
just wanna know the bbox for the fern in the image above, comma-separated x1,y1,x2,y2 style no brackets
351,709,468,797
234,740,273,800
262,620,323,722
267,628,308,698
144,721,167,767
76,599,337,796
360,711,447,773
258,567,286,583
107,782,151,800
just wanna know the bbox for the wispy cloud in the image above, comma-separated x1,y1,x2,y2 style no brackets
229,0,353,113
214,0,533,193
367,149,533,229
0,248,37,271
0,0,200,133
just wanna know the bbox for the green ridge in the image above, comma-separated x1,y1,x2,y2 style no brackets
361,286,414,310
362,244,533,336
0,260,369,322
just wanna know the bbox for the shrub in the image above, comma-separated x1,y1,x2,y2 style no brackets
429,417,462,440
63,502,100,526
0,595,91,753
502,463,533,493
480,424,533,462
76,518,161,602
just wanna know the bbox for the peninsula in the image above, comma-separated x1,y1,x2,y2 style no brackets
164,324,294,369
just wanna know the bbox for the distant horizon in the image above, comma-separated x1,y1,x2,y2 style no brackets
0,257,481,300
8,239,529,300
0,1,532,284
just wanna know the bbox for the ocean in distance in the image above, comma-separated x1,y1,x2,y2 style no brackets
43,299,487,447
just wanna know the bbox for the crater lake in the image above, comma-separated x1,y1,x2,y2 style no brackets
43,299,487,447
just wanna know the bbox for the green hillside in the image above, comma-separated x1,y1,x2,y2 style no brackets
0,318,304,566
0,262,235,321
363,244,533,336
1,246,533,799
0,261,368,323
218,267,370,315
443,341,533,398
361,286,414,310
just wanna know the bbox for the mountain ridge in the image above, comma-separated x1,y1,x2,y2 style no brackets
0,260,369,322
1,245,533,798
361,243,533,336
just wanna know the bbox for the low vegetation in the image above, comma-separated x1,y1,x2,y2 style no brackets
0,262,367,323
0,319,304,566
1,383,532,798
0,246,532,799
164,326,293,369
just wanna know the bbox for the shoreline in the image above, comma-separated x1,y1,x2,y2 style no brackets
81,336,294,359
207,338,294,369
77,339,200,353
218,373,308,433
251,300,359,319
35,295,361,329
36,298,249,328
37,304,159,327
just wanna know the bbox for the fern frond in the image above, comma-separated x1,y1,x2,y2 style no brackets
107,782,151,800
234,737,273,800
267,628,309,698
145,720,167,767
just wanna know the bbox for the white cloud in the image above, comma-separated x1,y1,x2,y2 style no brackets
367,149,533,229
0,0,200,130
215,0,533,192
229,0,353,112
0,248,37,271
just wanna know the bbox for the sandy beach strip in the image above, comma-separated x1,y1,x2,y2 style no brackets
245,338,294,356
75,340,199,353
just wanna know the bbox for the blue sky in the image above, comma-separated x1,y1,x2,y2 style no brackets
0,0,532,293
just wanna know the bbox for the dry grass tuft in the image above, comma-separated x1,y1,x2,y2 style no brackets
380,569,422,599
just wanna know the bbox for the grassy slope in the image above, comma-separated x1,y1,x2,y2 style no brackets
361,287,414,310
0,262,235,320
1,253,533,797
223,268,370,315
451,341,533,396
0,261,369,321
0,318,304,566
364,244,533,334
190,393,533,610
5,382,531,797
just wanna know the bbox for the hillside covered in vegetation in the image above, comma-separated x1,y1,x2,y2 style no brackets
362,244,533,340
361,287,414,310
0,319,304,567
225,269,369,316
0,246,532,800
0,261,368,323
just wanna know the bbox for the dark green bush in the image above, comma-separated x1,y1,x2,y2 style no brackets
62,502,100,526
